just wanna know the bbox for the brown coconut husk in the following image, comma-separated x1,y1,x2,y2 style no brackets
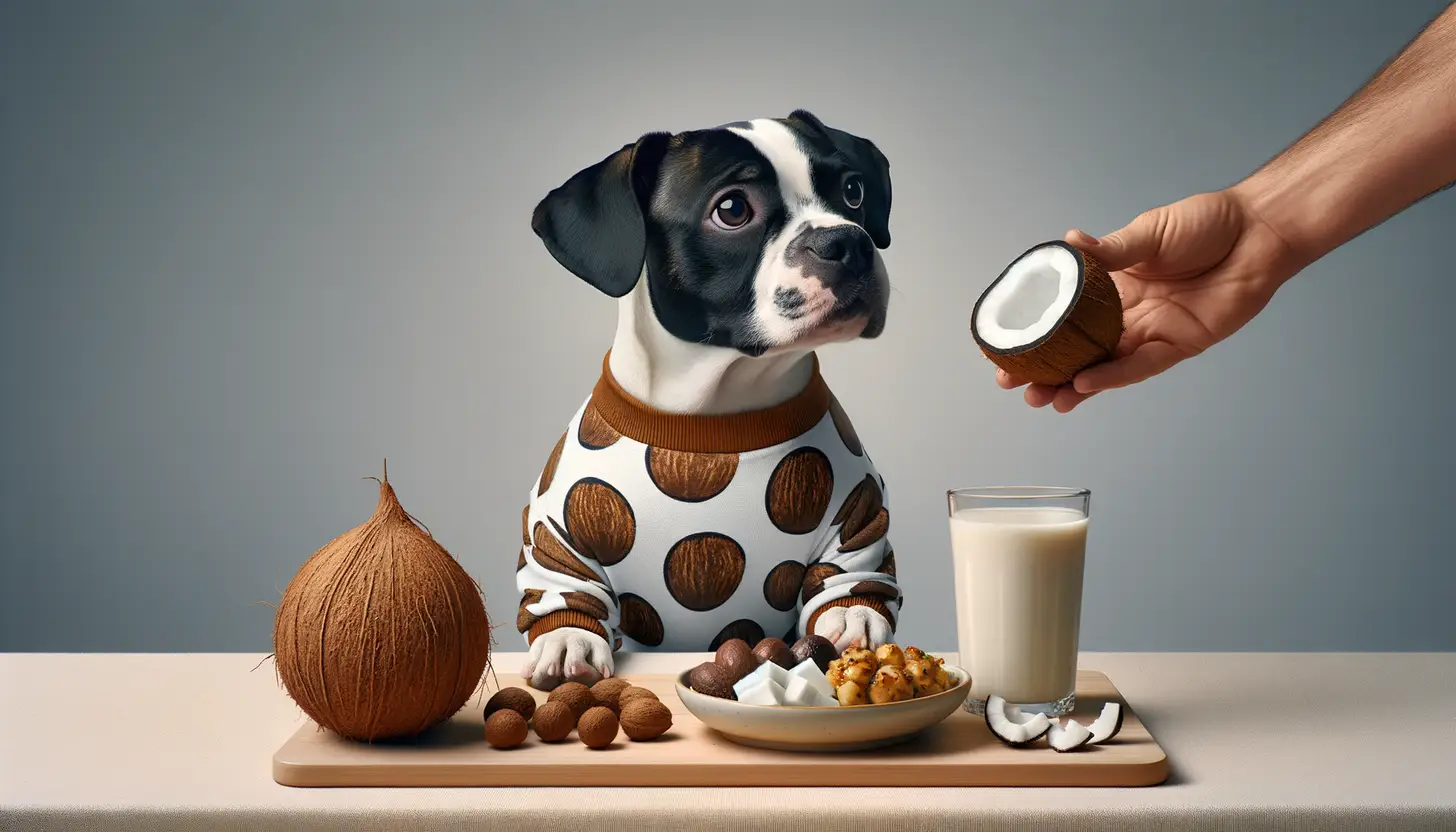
271,461,493,742
971,241,1123,386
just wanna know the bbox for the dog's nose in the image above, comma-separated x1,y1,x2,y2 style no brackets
803,226,875,275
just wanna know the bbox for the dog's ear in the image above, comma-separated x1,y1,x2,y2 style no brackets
786,109,892,249
531,131,671,297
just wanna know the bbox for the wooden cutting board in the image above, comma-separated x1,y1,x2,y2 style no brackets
273,668,1167,787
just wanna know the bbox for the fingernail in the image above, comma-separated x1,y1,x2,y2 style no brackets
1070,229,1100,247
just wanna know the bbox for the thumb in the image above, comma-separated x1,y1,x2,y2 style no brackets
1066,207,1166,273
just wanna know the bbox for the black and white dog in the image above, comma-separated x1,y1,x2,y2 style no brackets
515,110,901,689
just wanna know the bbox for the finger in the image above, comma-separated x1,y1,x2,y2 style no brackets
1073,341,1187,393
996,368,1031,390
1024,383,1058,408
1052,386,1096,413
1067,207,1165,273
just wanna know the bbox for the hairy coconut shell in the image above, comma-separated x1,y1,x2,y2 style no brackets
971,240,1123,386
272,466,492,742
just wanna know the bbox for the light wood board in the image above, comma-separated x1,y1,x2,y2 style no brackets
272,668,1168,787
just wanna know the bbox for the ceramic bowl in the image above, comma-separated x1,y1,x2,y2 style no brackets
675,664,971,752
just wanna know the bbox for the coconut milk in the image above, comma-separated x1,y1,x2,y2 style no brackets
950,505,1088,706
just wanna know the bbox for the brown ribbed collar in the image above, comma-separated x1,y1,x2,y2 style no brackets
590,352,831,453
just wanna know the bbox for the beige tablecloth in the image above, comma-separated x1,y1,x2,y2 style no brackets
2,652,1453,831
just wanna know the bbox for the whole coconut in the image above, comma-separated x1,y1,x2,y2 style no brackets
272,463,493,742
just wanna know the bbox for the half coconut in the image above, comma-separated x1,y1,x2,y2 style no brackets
971,240,1123,386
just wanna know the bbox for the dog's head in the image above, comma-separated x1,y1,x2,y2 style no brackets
531,110,893,356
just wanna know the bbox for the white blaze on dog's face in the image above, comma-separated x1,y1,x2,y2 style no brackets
727,118,891,353
531,109,893,358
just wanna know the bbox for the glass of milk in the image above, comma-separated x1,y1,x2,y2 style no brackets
947,486,1090,717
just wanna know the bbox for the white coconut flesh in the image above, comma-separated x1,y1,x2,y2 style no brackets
1087,702,1124,744
1047,718,1094,752
974,243,1082,352
984,695,1051,745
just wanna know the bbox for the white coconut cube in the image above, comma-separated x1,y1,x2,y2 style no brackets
739,659,791,691
786,658,836,700
782,674,837,707
735,676,785,706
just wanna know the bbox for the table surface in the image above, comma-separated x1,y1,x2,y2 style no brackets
3,652,1454,832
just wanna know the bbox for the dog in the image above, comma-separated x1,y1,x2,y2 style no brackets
515,110,901,690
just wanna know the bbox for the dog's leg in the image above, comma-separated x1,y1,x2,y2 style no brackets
516,512,619,690
799,476,900,654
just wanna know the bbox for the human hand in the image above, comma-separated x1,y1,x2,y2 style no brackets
997,189,1304,412
521,627,614,690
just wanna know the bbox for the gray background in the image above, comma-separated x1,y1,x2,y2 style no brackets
3,0,1452,654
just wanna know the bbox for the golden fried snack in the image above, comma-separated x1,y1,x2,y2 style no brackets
874,643,906,669
825,659,845,689
840,647,876,667
902,658,943,696
841,661,876,688
868,665,914,704
836,680,867,706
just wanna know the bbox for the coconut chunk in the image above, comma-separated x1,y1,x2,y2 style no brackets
984,695,1051,746
1047,718,1094,752
1087,702,1124,744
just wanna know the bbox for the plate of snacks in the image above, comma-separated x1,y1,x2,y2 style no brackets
675,636,970,752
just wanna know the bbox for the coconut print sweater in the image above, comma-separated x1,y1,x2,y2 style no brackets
515,352,901,652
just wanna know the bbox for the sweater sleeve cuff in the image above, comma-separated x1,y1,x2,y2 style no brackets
525,610,609,645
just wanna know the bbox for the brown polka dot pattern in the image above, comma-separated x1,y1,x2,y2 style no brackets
516,588,545,633
562,591,610,621
614,634,623,651
709,619,765,652
577,403,622,450
850,580,900,600
563,478,636,566
765,447,834,535
531,521,600,584
618,593,664,646
801,562,845,604
833,474,883,546
829,395,863,456
763,560,806,612
646,446,739,502
878,548,896,578
664,533,746,612
537,433,566,497
840,507,890,552
521,505,530,546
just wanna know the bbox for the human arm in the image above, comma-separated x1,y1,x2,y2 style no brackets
1234,1,1456,267
1001,3,1456,412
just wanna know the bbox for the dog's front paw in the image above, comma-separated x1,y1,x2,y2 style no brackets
521,628,614,691
813,605,893,655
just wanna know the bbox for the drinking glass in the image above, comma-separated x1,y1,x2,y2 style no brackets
947,486,1091,717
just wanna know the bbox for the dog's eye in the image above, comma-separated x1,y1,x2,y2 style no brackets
711,193,754,230
842,174,865,210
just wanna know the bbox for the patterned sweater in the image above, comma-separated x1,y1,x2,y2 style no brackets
515,352,900,652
